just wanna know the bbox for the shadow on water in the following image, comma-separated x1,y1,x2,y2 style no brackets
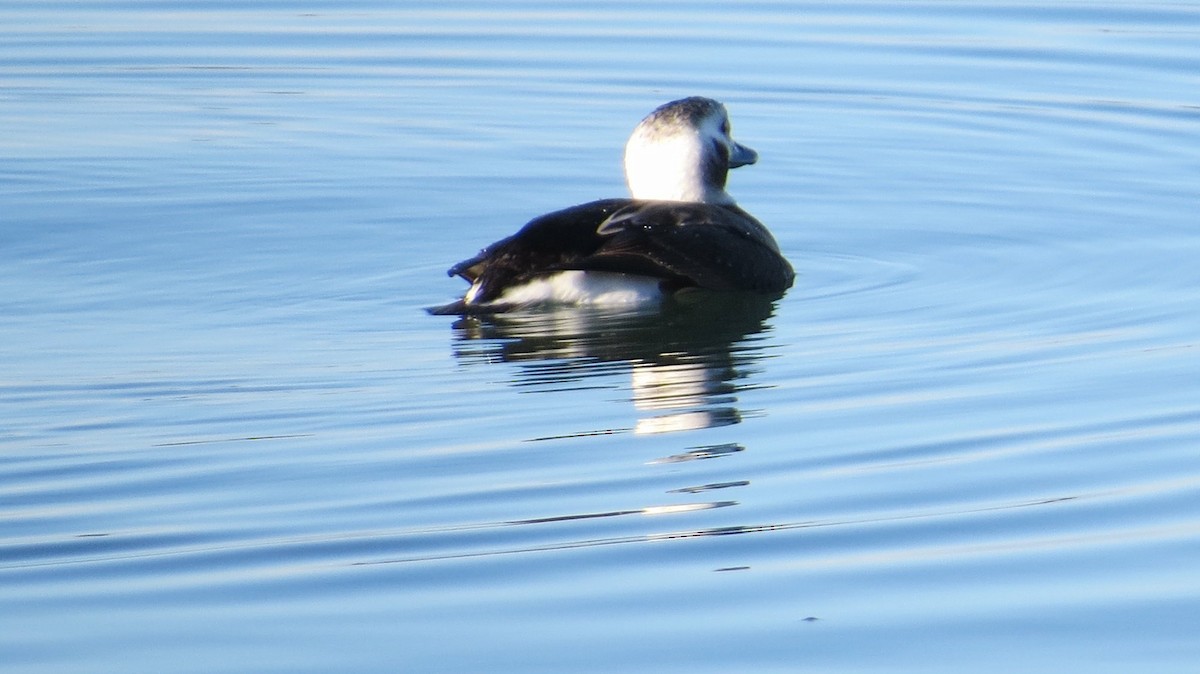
447,291,781,436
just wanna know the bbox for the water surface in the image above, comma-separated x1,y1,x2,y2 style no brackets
3,2,1200,672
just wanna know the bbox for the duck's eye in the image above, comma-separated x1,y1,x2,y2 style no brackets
720,120,730,135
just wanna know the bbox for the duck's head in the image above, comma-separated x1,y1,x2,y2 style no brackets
622,96,757,205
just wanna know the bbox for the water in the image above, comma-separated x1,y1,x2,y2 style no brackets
3,2,1200,672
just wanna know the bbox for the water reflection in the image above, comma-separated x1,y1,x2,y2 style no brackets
449,292,780,436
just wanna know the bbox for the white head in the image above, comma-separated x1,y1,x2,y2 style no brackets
622,97,757,205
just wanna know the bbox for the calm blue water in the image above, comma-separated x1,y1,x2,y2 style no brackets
3,2,1200,672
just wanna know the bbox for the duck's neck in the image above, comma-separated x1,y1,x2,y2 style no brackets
624,136,733,204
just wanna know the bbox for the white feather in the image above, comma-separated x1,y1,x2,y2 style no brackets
496,271,664,307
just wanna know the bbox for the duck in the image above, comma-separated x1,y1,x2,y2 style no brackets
440,96,794,313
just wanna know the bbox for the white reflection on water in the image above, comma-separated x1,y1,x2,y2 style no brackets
450,292,778,438
630,360,739,434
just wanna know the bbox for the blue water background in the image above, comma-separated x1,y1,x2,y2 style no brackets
3,2,1200,672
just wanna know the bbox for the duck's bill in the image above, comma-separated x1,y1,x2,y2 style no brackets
729,142,758,168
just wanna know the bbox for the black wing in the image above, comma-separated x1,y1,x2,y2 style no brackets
448,199,794,304
584,202,795,293
448,199,633,304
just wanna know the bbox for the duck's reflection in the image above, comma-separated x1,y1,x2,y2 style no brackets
629,359,740,434
449,292,779,435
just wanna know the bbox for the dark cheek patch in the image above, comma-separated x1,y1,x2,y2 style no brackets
707,140,729,189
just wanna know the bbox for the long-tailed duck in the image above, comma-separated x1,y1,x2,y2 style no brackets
441,96,793,313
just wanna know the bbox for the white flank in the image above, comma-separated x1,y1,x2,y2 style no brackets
496,271,664,307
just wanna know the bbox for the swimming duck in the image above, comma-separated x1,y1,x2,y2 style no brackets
442,96,794,312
